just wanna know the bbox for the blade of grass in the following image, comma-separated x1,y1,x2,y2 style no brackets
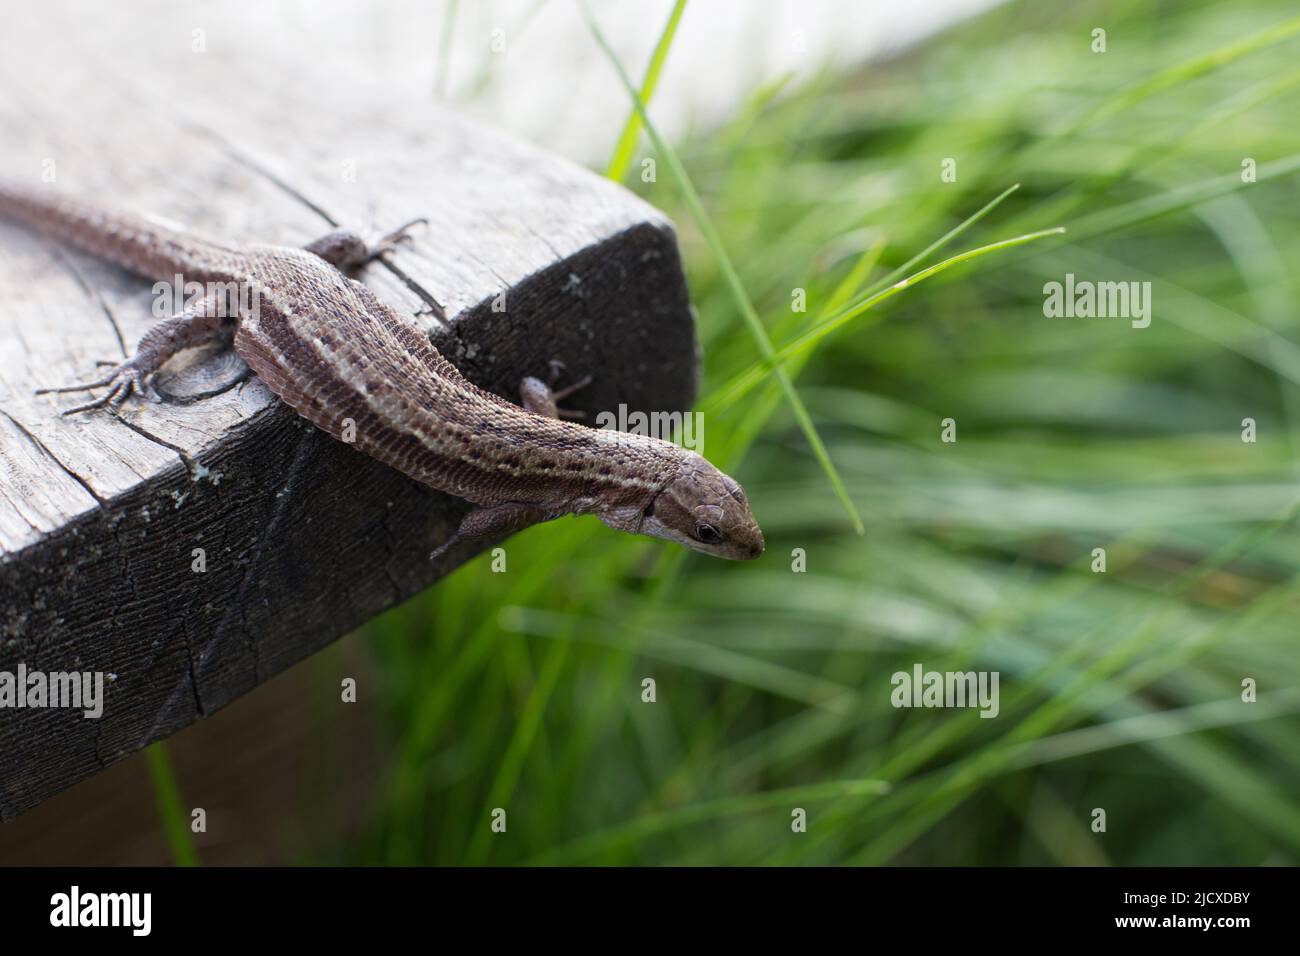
528,776,890,865
703,226,1066,414
583,0,865,533
144,742,199,867
861,182,1021,299
1069,13,1300,133
604,0,688,182
702,183,1029,415
705,234,887,471
1066,152,1300,244
1010,688,1300,769
1007,66,1300,238
434,0,459,99
464,637,572,864
825,233,888,317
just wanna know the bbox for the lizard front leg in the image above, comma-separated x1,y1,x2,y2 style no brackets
430,502,555,563
430,364,592,562
37,304,237,415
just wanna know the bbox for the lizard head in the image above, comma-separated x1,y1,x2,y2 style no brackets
633,452,764,560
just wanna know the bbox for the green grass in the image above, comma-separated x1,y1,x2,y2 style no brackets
584,0,866,534
333,0,1300,866
603,0,687,182
144,742,199,867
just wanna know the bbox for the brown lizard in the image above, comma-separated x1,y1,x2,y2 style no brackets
0,183,764,561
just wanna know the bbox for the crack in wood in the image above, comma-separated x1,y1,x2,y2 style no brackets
190,124,342,228
376,257,449,326
205,422,317,682
0,410,105,507
110,413,191,470
48,242,129,359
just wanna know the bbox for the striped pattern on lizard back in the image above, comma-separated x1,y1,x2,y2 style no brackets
231,246,686,511
0,182,765,560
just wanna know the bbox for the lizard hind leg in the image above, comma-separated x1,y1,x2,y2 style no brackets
519,361,594,420
303,230,370,270
36,302,235,415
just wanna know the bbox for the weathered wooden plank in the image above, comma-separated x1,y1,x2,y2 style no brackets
0,2,697,819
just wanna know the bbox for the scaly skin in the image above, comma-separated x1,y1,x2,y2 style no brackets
0,183,764,560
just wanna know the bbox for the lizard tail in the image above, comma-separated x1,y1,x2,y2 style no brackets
0,179,237,282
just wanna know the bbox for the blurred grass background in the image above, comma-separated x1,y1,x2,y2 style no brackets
334,0,1300,865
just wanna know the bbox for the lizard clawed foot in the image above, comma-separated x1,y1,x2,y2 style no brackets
36,357,161,415
545,359,568,388
553,374,593,404
429,533,461,563
367,218,430,262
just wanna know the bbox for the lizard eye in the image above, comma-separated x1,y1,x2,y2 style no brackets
695,523,723,544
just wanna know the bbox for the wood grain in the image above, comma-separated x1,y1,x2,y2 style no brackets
0,1,696,819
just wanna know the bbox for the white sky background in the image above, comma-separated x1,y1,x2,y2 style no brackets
273,0,1006,165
